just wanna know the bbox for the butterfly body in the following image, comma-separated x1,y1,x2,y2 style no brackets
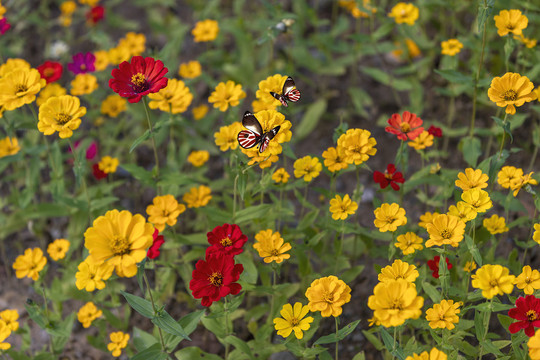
270,76,300,107
237,111,280,153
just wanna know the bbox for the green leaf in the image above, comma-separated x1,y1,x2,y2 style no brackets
313,320,360,345
152,309,191,340
460,137,482,167
234,204,272,224
25,302,48,329
464,234,482,267
380,327,405,360
492,116,513,143
175,347,222,360
137,258,147,293
224,335,255,359
295,99,327,141
421,282,441,303
360,67,413,91
362,330,384,350
122,164,154,186
130,129,152,153
120,291,154,319
477,0,494,32
131,343,167,360
434,69,472,84
352,352,366,360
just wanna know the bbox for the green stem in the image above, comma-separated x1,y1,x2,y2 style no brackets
469,0,488,138
299,184,309,218
498,115,509,159
477,299,493,360
142,97,161,194
520,207,538,265
232,173,238,223
391,326,397,359
335,317,339,360
143,273,166,352
224,296,231,360
67,138,91,220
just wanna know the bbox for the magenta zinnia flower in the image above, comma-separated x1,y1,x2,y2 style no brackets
373,164,405,191
67,52,96,74
109,56,168,103
385,111,424,141
0,18,10,35
206,223,248,257
508,295,540,337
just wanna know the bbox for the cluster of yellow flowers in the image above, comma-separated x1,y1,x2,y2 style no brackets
0,309,19,350
497,165,538,196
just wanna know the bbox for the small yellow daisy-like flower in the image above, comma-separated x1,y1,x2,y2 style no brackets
378,259,419,283
0,310,19,332
0,321,11,350
214,122,242,152
405,348,447,360
0,58,31,78
60,1,76,15
455,168,489,191
472,264,515,299
463,261,477,273
336,128,377,165
0,68,46,111
255,74,288,107
84,209,154,278
367,279,424,327
98,156,119,174
408,131,434,150
253,229,292,264
100,94,127,118
448,202,477,222
118,32,146,56
75,257,114,291
178,61,202,79
514,265,540,295
47,238,70,261
148,78,193,114
252,98,277,112
391,39,422,60
528,330,540,360
107,45,131,65
0,137,20,158
461,188,492,213
329,194,358,220
322,146,349,173
12,248,47,281
426,214,466,248
70,74,98,96
395,232,423,255
273,303,314,340
108,331,130,357
59,15,72,27
187,150,210,167
514,35,537,48
192,104,209,120
293,155,322,182
441,39,463,56
272,168,290,184
511,171,538,196
487,72,536,115
183,185,212,208
339,0,376,18
192,19,219,42
425,300,460,330
36,83,67,107
483,214,509,235
418,212,440,229
208,80,246,112
38,95,86,139
0,4,7,18
498,166,523,189
430,163,441,174
93,50,109,71
373,203,407,232
388,2,419,25
494,9,528,37
77,302,103,328
306,276,351,317
534,224,540,245
146,194,186,232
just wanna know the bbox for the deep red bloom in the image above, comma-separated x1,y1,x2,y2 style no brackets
92,163,107,180
189,253,243,307
427,256,452,278
109,56,168,103
147,228,165,260
373,164,405,191
508,295,540,337
37,61,63,84
67,52,96,74
428,125,442,138
86,6,105,25
0,18,10,35
385,111,424,141
206,223,248,257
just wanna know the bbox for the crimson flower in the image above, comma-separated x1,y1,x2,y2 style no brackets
67,52,96,74
190,253,243,307
508,295,540,337
37,61,63,84
86,6,105,25
92,163,107,180
147,228,165,260
373,164,405,191
428,125,442,138
109,56,168,103
0,18,10,35
427,256,452,278
206,223,247,257
385,111,424,141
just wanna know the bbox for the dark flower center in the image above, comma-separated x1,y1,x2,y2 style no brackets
489,280,499,287
220,237,232,247
527,310,538,321
385,216,395,223
15,84,28,93
56,113,72,125
110,235,130,255
208,272,223,287
131,73,149,93
290,317,300,326
270,249,280,257
384,171,394,180
503,89,517,101
440,229,452,239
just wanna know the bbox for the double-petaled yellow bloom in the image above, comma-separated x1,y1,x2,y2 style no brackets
70,74,98,96
426,214,465,248
388,2,419,25
208,80,246,112
395,232,423,255
294,155,322,182
192,19,219,42
472,264,515,299
0,137,20,158
425,300,460,330
183,185,212,208
405,348,447,360
178,61,201,79
253,229,291,264
441,39,463,56
378,259,418,283
47,238,70,261
373,203,407,232
214,122,242,152
187,150,210,167
337,128,377,165
483,214,509,235
322,146,349,173
455,168,488,191
0,68,46,110
38,95,86,139
77,302,103,328
146,194,186,232
12,248,47,281
461,188,492,214
148,78,193,114
305,276,351,317
108,331,130,357
272,168,290,184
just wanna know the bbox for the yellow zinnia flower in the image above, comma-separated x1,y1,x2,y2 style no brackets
514,265,540,295
38,95,86,139
0,310,19,332
252,98,277,112
108,331,130,357
294,155,322,182
192,104,209,120
483,214,509,235
448,201,477,222
498,166,523,189
408,131,434,150
77,302,103,328
208,80,246,112
93,50,109,71
529,330,540,360
336,128,377,165
378,259,419,283
83,209,154,278
178,60,202,79
70,74,98,96
510,171,538,196
253,229,291,263
36,83,67,106
534,224,540,245
322,146,349,173
273,303,314,339
98,156,119,174
47,238,70,261
118,32,146,57
425,300,460,330
471,264,515,299
494,9,528,37
339,0,376,18
405,348,447,360
441,39,463,56
12,248,47,281
426,214,465,248
214,122,242,152
463,261,477,273
0,58,31,78
0,321,11,350
0,137,20,158
487,72,536,115
255,74,288,107
148,78,193,114
187,150,210,167
192,19,219,42
455,168,489,191
514,34,537,48
75,257,114,291
107,45,131,65
100,94,127,118
272,168,290,184
0,68,46,111
183,185,212,208
146,194,186,232
373,203,407,232
395,232,423,255
329,194,358,220
418,212,440,229
461,188,492,213
388,2,419,25
60,1,76,15
306,276,351,317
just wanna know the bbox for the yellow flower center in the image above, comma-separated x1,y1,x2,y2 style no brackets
527,310,538,321
440,229,453,239
220,237,232,247
384,171,393,180
15,83,28,93
44,68,55,77
290,317,300,326
110,235,130,255
400,122,411,133
131,73,148,92
502,89,517,101
391,299,403,310
208,272,223,287
270,249,280,257
56,113,72,125
322,290,334,304
489,279,499,287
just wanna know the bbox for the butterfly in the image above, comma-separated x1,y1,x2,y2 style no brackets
237,111,280,153
270,76,301,107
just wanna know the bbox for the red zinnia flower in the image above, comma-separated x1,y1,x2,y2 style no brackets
373,164,405,191
428,125,442,138
385,111,424,141
508,295,540,337
189,253,243,307
92,163,107,180
37,61,63,84
147,228,165,260
206,223,248,257
86,6,105,25
427,256,452,278
109,56,168,103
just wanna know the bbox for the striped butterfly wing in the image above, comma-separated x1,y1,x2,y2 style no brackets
242,111,263,136
258,126,281,153
270,91,288,107
237,130,261,149
285,88,301,103
283,76,300,103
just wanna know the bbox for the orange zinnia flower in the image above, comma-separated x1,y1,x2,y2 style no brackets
385,111,424,141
